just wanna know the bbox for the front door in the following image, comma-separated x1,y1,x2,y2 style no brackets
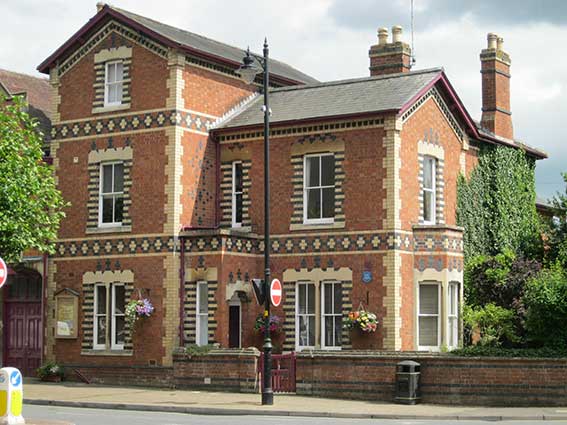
228,301,241,348
4,269,43,376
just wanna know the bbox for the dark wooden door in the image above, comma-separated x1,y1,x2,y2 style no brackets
228,305,240,348
4,269,43,377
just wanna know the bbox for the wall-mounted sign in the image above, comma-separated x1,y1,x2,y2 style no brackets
362,270,372,284
55,288,79,339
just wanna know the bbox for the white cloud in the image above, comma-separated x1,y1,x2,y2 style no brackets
0,0,564,196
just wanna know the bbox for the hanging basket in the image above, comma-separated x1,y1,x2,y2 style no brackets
125,288,154,329
343,303,378,333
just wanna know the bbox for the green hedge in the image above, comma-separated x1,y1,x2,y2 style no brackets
450,345,567,358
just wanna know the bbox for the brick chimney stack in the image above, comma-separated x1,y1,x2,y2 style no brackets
480,33,513,139
369,26,412,76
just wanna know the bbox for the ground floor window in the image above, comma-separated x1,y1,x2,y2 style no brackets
322,282,342,349
297,282,316,348
418,282,440,350
94,283,125,350
447,281,459,349
196,281,208,346
296,281,342,350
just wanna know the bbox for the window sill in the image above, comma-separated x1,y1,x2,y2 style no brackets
92,103,131,114
230,226,252,234
81,349,133,357
290,221,345,231
86,225,132,235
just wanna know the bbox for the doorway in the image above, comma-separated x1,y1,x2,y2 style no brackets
228,296,241,348
3,268,43,376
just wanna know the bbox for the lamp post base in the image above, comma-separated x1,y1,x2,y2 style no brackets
261,390,274,405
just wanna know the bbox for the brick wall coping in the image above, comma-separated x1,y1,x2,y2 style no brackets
173,347,261,361
295,350,567,363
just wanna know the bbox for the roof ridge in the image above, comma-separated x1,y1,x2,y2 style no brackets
110,6,310,76
0,68,48,82
269,67,444,93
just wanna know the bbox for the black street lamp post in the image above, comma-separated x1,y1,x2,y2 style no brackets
237,39,274,406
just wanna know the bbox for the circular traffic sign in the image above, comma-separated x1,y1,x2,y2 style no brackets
0,258,7,288
270,278,283,307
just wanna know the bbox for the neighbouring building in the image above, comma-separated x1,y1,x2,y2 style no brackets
3,4,546,380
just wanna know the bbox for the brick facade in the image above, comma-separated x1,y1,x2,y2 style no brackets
31,5,544,387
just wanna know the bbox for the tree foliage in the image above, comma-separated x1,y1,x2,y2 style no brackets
523,265,567,348
0,97,66,263
457,145,540,261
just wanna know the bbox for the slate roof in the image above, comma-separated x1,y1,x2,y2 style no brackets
0,69,51,139
219,68,442,129
38,5,318,86
474,120,546,158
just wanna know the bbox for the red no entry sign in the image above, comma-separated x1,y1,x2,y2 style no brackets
270,278,283,307
0,258,7,288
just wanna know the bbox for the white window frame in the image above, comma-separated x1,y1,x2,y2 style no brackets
98,161,124,227
196,281,208,346
321,281,342,350
303,153,335,225
417,281,441,351
104,60,124,107
111,284,125,350
231,161,243,228
93,284,107,350
422,156,437,225
447,282,460,350
296,281,316,351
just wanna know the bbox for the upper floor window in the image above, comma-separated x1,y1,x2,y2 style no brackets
105,61,124,107
99,162,124,226
94,283,125,350
423,156,436,224
304,153,335,224
232,161,243,227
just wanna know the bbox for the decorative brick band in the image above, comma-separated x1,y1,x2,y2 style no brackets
53,230,464,259
51,108,216,141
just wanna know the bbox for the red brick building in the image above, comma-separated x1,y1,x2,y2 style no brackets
9,5,545,378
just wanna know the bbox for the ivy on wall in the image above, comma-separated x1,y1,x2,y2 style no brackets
457,145,539,261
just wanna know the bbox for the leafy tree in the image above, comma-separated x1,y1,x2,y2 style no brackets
0,97,66,263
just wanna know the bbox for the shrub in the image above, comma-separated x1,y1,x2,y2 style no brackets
36,362,65,380
465,250,541,309
523,266,567,348
463,303,520,347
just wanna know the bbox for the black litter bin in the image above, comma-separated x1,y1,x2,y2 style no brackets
394,360,421,404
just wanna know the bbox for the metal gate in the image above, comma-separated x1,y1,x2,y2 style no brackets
259,352,296,393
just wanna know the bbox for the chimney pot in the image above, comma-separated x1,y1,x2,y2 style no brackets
497,37,504,51
487,33,498,49
392,25,403,43
378,27,388,46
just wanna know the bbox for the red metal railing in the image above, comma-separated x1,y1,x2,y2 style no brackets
259,352,296,393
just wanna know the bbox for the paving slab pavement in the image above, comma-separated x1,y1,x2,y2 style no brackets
21,380,567,421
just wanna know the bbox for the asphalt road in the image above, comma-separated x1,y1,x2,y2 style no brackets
21,405,567,425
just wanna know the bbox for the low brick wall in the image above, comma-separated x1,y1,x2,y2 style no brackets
63,364,174,388
296,351,567,406
173,348,260,393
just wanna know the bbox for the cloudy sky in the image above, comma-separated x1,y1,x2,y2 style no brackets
1,0,565,199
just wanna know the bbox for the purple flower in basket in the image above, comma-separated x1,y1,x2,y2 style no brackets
135,298,154,317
